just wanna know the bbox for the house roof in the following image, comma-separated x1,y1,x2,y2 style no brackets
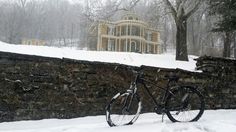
121,12,139,20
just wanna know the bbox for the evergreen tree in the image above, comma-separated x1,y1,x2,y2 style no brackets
208,0,236,57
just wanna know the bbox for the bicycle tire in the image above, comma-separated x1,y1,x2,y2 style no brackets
165,86,205,122
106,92,142,127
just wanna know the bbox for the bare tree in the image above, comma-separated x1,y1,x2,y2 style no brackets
234,33,236,58
163,0,203,61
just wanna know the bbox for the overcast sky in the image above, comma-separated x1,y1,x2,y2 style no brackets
0,0,85,4
68,0,84,4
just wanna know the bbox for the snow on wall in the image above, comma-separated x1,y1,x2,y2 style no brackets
0,41,198,71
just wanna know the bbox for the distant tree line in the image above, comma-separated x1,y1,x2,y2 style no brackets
0,0,85,48
0,0,235,60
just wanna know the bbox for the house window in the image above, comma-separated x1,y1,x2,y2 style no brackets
121,39,126,51
108,39,115,51
116,26,120,36
121,26,127,36
107,25,115,35
146,31,152,41
146,44,151,53
128,17,133,20
131,26,140,36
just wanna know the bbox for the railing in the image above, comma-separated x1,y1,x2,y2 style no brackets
101,35,159,45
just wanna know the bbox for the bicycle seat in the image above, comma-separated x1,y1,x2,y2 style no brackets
165,73,179,81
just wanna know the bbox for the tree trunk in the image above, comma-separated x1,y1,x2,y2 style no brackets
223,31,231,57
176,19,189,61
234,32,236,58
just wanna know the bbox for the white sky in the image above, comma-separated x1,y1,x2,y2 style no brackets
0,0,85,5
68,0,84,4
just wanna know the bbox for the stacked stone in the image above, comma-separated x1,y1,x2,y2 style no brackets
195,56,236,109
195,56,236,75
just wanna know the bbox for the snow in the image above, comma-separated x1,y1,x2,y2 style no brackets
0,43,235,131
0,41,198,71
0,110,236,132
3,41,227,131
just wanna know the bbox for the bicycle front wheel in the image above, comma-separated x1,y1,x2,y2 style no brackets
165,86,205,122
106,92,142,127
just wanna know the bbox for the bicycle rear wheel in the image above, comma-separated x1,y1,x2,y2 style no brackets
106,92,142,127
165,86,205,122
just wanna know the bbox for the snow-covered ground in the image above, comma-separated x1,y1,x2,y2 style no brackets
0,110,235,132
0,41,197,71
4,42,234,131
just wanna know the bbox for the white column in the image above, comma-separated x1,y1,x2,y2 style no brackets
97,24,100,50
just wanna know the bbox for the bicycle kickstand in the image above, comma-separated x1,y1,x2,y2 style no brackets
161,113,165,122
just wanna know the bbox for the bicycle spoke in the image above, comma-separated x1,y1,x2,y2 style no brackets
106,92,141,126
165,86,205,122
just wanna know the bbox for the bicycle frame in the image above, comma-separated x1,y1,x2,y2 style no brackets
106,68,205,126
128,72,177,108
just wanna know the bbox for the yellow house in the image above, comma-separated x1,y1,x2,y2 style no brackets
22,39,46,46
97,13,162,54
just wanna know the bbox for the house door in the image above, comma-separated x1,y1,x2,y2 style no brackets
131,41,136,52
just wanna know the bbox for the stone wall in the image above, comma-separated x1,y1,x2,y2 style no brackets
0,51,236,122
195,56,236,108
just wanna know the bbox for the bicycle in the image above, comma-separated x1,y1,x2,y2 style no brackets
105,66,205,127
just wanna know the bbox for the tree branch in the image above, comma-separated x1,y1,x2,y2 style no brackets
184,0,202,19
129,0,140,10
163,0,177,21
176,0,181,10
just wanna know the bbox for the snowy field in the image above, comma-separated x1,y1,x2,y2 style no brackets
0,110,235,132
0,41,197,71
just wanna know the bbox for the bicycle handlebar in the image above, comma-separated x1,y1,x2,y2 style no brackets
114,65,179,81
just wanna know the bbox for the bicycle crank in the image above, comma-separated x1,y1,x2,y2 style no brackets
154,106,165,115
